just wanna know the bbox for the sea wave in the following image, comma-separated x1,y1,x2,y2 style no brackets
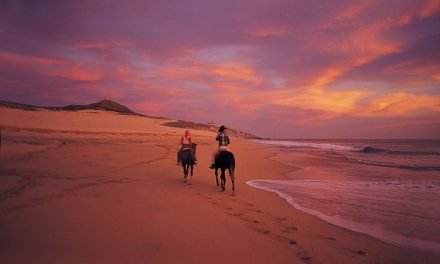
253,139,363,152
361,146,440,156
346,158,440,171
253,139,440,170
253,140,440,156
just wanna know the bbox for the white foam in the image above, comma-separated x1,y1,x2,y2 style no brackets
252,139,362,152
247,179,440,253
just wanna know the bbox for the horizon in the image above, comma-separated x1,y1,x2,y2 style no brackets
1,0,439,139
3,97,440,140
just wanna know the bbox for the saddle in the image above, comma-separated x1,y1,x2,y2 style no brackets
182,143,197,154
182,148,193,152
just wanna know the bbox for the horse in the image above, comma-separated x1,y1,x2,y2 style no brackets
214,151,235,194
181,144,197,184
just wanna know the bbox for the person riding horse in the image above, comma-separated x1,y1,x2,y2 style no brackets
177,130,197,166
210,125,230,169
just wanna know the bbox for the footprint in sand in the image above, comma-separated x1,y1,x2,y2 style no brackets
289,240,297,245
357,250,367,256
296,252,312,263
282,226,298,233
320,235,336,241
300,256,312,263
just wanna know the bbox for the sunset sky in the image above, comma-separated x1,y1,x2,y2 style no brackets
1,0,439,138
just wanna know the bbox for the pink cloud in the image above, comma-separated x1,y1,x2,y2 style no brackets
250,27,288,37
418,0,440,18
356,92,440,117
335,0,374,20
0,51,103,81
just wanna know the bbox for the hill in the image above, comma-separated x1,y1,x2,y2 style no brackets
59,100,137,115
0,99,139,115
0,101,39,111
0,99,259,138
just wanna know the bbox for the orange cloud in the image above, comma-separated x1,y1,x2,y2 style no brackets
214,81,439,122
418,0,440,18
358,93,440,116
158,61,262,86
310,66,347,89
270,88,372,113
29,56,65,65
341,21,402,57
251,27,287,37
0,52,65,66
49,66,103,81
210,62,262,83
335,0,373,20
308,19,405,94
397,15,413,26
383,58,440,81
312,0,440,92
215,82,251,92
0,51,103,81
69,41,130,50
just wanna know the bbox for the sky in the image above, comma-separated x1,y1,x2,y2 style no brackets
0,0,439,139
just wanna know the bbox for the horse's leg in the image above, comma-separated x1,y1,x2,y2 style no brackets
215,168,219,186
229,167,235,195
186,164,190,182
221,168,226,192
183,164,187,182
189,165,193,184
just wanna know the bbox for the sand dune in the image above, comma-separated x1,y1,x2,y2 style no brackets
1,107,438,263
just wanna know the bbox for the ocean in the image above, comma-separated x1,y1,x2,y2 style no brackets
247,139,440,253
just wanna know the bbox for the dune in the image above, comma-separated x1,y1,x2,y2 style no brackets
0,107,438,263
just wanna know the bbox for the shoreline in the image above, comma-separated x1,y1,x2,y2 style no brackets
246,177,440,254
247,144,440,259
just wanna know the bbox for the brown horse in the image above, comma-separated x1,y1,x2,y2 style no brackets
214,151,235,194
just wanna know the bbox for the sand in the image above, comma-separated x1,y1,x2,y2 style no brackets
1,107,439,263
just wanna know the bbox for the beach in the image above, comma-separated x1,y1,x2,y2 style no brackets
1,108,439,264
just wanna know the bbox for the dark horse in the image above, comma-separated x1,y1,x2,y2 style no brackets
181,144,197,183
215,151,235,194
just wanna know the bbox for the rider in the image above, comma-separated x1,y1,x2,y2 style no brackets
177,130,197,166
210,125,230,169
